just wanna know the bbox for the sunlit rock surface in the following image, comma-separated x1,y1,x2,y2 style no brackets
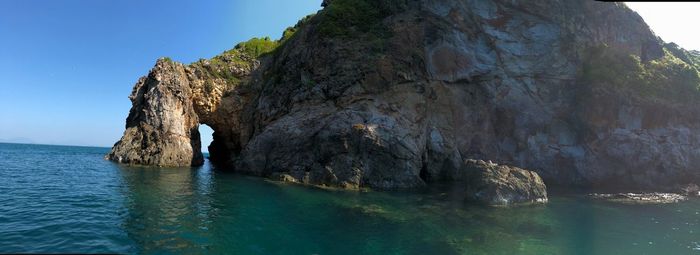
106,59,203,167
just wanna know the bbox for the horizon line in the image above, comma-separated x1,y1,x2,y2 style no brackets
0,142,211,153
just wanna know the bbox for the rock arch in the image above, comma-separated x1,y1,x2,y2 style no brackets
106,58,247,167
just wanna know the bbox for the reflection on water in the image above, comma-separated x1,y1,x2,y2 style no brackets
1,143,700,254
118,164,216,253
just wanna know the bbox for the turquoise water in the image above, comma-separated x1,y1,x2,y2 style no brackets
1,143,699,254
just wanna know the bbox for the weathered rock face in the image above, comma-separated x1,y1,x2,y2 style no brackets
108,50,256,167
106,59,203,167
109,0,700,193
460,159,547,206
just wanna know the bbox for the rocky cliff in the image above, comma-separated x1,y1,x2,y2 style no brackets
108,0,700,192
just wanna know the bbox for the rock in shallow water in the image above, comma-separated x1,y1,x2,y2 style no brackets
462,159,548,206
588,193,687,204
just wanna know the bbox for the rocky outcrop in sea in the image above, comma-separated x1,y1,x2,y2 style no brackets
108,0,700,202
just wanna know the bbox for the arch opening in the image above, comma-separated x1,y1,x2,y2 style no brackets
199,124,215,153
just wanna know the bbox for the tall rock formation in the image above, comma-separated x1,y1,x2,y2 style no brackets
109,0,700,192
107,42,260,167
107,59,203,167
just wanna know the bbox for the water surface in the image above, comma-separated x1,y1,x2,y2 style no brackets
1,143,699,254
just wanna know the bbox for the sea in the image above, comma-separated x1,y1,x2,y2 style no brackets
1,142,699,254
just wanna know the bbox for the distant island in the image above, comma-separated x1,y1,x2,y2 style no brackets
0,138,35,144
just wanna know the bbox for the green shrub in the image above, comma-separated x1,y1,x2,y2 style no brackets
281,27,297,42
232,37,279,58
664,43,700,71
644,50,700,100
580,45,700,101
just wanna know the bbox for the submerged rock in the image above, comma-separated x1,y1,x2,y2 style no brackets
588,193,687,204
461,160,548,206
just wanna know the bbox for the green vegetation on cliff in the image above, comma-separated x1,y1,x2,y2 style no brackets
185,14,318,92
581,45,700,102
664,43,700,71
230,37,279,58
317,0,393,39
220,13,315,62
281,14,315,43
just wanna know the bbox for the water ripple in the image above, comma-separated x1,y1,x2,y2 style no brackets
2,143,700,254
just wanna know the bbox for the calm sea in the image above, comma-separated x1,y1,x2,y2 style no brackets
0,142,699,254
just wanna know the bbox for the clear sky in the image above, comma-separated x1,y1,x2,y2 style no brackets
0,0,322,149
625,2,700,51
0,1,697,149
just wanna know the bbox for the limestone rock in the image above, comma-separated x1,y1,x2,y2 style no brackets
461,160,548,206
107,45,257,167
106,59,203,167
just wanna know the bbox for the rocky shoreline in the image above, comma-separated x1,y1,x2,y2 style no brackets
585,183,700,204
588,193,688,204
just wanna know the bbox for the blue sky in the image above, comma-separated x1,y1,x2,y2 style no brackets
0,0,321,149
0,1,697,149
